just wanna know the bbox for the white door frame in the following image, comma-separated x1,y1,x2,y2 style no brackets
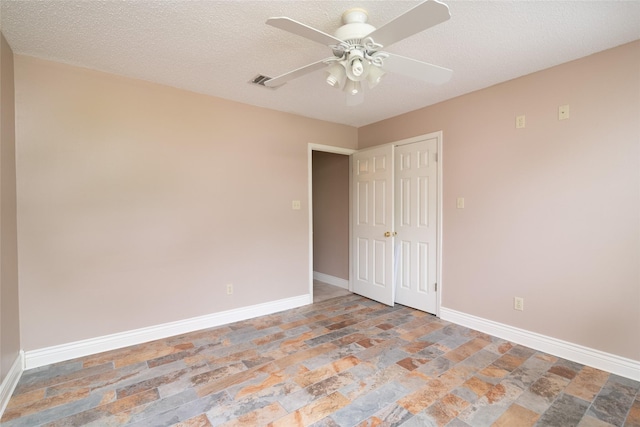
308,144,356,299
391,131,444,316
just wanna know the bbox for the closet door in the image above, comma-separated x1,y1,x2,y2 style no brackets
394,137,438,314
351,144,395,306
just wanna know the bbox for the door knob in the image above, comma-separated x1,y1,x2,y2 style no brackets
384,231,397,237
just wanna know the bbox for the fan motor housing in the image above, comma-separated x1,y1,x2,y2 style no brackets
334,8,376,43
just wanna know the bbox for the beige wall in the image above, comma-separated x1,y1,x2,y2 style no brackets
359,41,640,361
14,55,357,351
312,151,349,280
9,39,640,364
0,33,21,379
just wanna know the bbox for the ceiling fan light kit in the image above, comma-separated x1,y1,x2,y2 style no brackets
262,0,453,104
325,48,385,95
325,63,346,88
367,66,386,89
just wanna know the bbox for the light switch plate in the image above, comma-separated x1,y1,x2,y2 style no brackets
559,104,570,120
292,200,301,210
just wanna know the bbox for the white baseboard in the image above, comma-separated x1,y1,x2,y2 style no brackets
440,307,640,381
313,271,349,289
0,350,24,419
25,294,312,370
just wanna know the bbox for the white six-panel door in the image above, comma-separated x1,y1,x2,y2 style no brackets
394,138,438,314
351,144,395,306
350,134,440,313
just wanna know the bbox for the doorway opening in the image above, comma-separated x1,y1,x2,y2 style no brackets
308,144,354,302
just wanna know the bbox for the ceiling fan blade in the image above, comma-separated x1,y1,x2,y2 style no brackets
267,17,344,46
264,59,330,88
366,0,450,48
383,53,452,85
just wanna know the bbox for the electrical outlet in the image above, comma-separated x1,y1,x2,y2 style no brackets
226,284,233,295
514,297,524,311
516,115,526,129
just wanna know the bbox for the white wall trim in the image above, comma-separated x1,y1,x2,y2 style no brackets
313,271,349,289
0,350,24,419
440,307,640,381
25,294,311,370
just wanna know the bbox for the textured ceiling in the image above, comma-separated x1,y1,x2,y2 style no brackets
1,1,639,127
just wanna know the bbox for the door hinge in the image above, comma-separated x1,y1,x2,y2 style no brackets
435,152,438,162
435,283,438,292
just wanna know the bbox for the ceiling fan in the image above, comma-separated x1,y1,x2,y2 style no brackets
260,0,453,104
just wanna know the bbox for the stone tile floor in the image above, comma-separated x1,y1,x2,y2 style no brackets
3,291,639,426
313,281,351,303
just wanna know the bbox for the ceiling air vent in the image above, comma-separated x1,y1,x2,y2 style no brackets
250,74,276,89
